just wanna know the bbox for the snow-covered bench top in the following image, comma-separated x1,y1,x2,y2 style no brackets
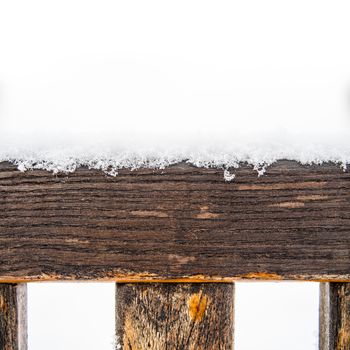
1,1,350,177
1,132,349,179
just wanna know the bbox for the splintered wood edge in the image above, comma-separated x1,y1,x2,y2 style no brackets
1,273,350,283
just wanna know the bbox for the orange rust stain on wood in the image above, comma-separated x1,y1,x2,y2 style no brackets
130,210,169,218
188,292,208,322
238,181,327,191
269,201,305,209
241,272,283,280
337,327,350,350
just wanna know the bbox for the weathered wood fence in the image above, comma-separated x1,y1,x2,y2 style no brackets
0,160,349,349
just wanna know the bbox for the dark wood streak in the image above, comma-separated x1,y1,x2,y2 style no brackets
115,283,234,350
0,160,349,282
320,283,350,350
0,284,27,350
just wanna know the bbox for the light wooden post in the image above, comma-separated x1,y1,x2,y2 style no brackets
319,283,350,350
0,284,27,350
116,283,234,350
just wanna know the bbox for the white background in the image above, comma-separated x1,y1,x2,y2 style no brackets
1,1,350,138
28,282,319,350
1,0,349,348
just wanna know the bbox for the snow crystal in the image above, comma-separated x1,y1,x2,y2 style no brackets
0,131,349,180
224,170,236,182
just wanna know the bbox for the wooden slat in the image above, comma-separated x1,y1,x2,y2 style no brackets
320,283,350,350
0,284,27,350
0,160,349,282
115,283,234,349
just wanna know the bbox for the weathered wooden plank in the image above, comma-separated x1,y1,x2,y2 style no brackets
115,283,234,350
320,283,350,350
0,160,349,282
0,284,27,350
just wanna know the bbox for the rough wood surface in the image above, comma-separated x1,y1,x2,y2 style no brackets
320,283,350,350
0,284,27,350
0,160,349,282
115,283,234,350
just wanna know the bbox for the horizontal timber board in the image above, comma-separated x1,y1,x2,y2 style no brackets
0,160,349,282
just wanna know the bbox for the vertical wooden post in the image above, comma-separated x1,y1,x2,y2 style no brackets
116,283,234,350
319,283,350,350
0,284,27,350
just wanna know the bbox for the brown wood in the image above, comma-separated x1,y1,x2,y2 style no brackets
320,283,350,350
115,283,234,350
0,284,27,350
0,160,349,282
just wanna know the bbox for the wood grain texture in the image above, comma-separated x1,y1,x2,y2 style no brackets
115,283,234,350
0,284,27,350
320,283,350,350
0,160,349,282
